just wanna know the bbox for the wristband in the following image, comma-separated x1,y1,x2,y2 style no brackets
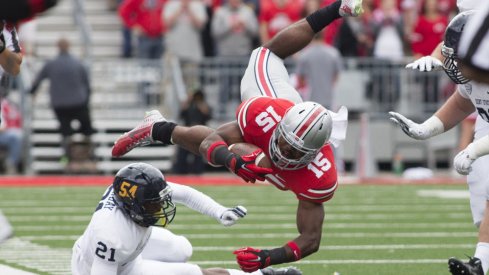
206,141,227,166
420,116,444,138
306,0,341,33
286,241,302,261
268,247,288,265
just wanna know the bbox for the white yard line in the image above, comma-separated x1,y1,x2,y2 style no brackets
0,264,38,275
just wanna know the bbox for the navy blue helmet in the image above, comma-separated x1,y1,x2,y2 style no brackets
113,163,176,227
442,10,476,84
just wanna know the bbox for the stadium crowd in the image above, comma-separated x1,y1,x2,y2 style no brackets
114,0,459,59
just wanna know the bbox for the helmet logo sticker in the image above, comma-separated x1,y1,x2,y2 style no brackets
118,181,138,199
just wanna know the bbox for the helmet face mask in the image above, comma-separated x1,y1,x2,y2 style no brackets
441,10,475,84
269,102,332,170
113,163,176,227
442,44,470,84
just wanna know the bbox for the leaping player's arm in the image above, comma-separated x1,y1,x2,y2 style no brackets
199,121,244,164
199,121,272,183
264,1,341,59
292,200,324,258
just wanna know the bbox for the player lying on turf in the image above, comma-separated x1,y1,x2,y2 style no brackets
72,162,301,275
391,11,489,275
111,0,360,272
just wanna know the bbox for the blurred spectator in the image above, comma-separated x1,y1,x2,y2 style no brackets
0,99,22,175
212,0,258,56
119,0,166,59
295,33,344,171
410,0,448,57
296,33,342,110
117,0,134,58
259,0,302,44
212,0,258,117
172,89,212,174
164,0,208,90
29,38,95,169
334,0,375,56
370,0,407,60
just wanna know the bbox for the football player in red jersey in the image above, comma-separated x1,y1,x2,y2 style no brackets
112,0,360,272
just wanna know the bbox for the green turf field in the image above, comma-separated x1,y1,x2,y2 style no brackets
0,183,477,275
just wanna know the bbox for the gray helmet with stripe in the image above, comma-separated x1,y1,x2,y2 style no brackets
269,101,332,170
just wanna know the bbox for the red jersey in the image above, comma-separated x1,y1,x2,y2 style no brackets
236,96,338,203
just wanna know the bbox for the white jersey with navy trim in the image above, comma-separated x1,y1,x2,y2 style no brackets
457,82,489,226
72,186,152,275
240,47,303,104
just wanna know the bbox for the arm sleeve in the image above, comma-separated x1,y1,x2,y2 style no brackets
90,257,118,275
168,182,227,220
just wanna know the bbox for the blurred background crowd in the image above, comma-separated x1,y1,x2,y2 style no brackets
2,0,465,177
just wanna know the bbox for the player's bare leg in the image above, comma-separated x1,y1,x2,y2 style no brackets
112,110,213,157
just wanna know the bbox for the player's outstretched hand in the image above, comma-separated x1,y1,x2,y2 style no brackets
234,247,271,272
389,111,430,140
219,205,247,227
453,144,477,175
225,149,273,183
405,56,443,72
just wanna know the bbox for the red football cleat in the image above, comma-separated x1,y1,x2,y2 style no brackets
112,110,165,157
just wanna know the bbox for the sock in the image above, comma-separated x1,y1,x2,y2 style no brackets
306,0,341,33
151,121,177,145
475,242,489,273
226,269,263,275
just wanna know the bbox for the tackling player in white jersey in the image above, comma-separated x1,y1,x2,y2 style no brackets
391,11,489,275
71,162,301,275
457,0,489,84
0,20,23,246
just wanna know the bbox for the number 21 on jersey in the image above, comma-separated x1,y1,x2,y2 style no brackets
255,106,282,133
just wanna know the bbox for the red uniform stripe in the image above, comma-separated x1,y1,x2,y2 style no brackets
257,48,274,97
295,107,324,137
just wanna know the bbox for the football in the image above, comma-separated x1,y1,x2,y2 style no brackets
228,142,273,169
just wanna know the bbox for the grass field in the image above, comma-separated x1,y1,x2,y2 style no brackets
0,182,477,275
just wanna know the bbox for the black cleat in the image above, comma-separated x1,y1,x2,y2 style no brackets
261,266,302,275
448,257,483,275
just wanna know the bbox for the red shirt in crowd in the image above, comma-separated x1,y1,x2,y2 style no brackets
118,0,166,38
1,100,22,129
259,0,303,40
411,15,447,56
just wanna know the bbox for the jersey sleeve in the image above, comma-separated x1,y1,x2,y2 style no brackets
3,22,21,53
236,96,263,136
90,256,118,275
296,180,338,203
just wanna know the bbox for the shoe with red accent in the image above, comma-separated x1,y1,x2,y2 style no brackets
339,0,363,17
112,110,165,157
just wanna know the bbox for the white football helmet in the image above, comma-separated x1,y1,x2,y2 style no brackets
269,102,332,170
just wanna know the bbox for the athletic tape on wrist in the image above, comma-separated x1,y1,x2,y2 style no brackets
206,141,227,166
286,241,302,261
